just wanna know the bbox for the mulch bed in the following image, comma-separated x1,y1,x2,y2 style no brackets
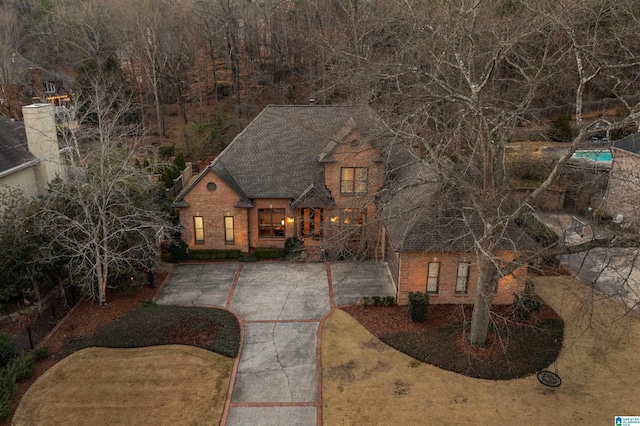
342,302,564,380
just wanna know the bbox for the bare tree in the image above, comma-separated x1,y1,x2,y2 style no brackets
338,0,640,346
36,78,176,305
0,5,26,117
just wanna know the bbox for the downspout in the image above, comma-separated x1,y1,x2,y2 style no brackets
246,207,251,253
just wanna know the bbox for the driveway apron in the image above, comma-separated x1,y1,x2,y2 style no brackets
155,261,395,425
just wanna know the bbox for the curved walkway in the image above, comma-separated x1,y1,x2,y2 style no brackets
154,261,395,426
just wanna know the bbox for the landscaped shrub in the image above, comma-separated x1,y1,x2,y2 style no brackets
238,253,258,262
408,292,429,322
255,248,284,259
158,143,175,159
283,237,304,258
0,345,49,421
513,288,542,322
29,346,49,362
0,369,17,421
361,296,395,307
167,239,189,262
7,354,34,382
0,333,15,367
548,114,573,142
188,249,241,261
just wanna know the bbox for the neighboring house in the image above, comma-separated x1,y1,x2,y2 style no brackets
0,103,66,198
10,53,74,103
377,151,529,305
173,105,388,259
174,104,531,306
1,53,74,122
604,133,640,229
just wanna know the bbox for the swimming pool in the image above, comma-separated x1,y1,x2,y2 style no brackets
571,150,613,163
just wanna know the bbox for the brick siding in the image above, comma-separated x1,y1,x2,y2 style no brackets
179,170,249,252
605,148,640,229
395,251,525,305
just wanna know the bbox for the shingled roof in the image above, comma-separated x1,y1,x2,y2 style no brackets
378,151,536,253
0,117,37,178
613,132,640,155
175,105,388,204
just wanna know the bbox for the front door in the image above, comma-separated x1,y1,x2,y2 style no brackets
299,208,324,239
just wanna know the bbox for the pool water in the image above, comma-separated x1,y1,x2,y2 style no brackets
572,150,612,162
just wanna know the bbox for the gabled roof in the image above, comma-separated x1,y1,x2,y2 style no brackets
377,149,441,251
172,161,253,208
0,117,38,178
613,133,640,155
211,105,387,199
290,183,334,208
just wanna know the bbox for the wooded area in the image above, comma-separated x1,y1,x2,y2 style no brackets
2,0,640,346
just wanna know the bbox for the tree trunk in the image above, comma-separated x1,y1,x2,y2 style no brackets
30,276,42,313
469,253,497,346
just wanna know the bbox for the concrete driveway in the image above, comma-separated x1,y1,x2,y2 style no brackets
535,211,640,311
154,261,395,426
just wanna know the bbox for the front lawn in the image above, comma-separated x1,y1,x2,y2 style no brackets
13,345,233,426
323,276,640,425
12,303,241,425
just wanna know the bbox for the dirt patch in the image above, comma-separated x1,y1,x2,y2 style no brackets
327,359,359,383
392,379,412,397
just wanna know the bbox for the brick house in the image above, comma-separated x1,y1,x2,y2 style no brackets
173,105,387,259
173,104,528,305
604,133,640,229
377,150,529,305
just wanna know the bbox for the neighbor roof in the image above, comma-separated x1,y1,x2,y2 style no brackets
0,117,37,178
613,133,640,155
11,54,74,95
175,105,389,203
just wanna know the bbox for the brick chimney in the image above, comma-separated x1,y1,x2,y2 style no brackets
28,68,44,100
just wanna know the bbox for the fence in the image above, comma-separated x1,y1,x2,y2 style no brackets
0,286,79,367
166,163,193,198
530,96,640,121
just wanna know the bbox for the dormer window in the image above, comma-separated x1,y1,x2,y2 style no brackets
340,167,368,194
44,82,56,95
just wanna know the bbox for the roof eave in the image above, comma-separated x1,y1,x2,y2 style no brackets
0,158,39,179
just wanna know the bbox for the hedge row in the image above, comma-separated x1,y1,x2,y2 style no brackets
187,249,241,260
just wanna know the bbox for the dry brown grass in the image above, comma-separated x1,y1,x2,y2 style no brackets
12,345,233,426
322,276,640,425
